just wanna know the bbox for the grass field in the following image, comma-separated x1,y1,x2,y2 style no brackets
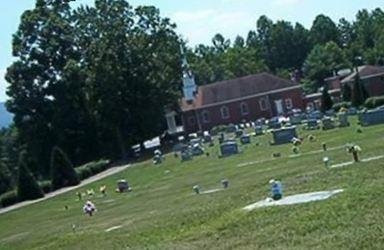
1,117,384,250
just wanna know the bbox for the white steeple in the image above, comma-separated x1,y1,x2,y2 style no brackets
180,45,197,102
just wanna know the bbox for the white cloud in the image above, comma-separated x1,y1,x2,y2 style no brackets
171,9,255,46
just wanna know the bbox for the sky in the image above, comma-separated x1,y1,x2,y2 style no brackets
0,0,382,102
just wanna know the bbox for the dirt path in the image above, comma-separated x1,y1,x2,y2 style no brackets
0,164,131,215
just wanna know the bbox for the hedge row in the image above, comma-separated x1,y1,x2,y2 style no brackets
0,180,54,208
364,96,384,109
0,190,19,208
75,159,111,181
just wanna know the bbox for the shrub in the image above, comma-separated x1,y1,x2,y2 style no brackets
364,96,384,109
38,180,52,194
17,151,44,201
0,190,19,208
333,102,351,112
51,147,80,190
321,86,333,113
75,160,110,181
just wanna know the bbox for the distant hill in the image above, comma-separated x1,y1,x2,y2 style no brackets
0,102,13,128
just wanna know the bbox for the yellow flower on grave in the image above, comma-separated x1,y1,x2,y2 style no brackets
354,145,362,152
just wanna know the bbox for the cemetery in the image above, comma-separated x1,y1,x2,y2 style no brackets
1,116,384,250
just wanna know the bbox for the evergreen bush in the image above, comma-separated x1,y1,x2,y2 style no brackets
17,151,44,201
50,147,80,190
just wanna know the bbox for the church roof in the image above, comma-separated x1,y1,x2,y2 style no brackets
181,72,299,111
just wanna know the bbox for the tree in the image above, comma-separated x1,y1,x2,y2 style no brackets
341,83,352,102
212,33,230,53
50,146,79,190
74,2,182,159
304,41,350,92
321,86,333,112
0,162,13,195
310,14,340,46
17,150,44,201
351,74,369,107
338,18,356,48
5,0,87,176
257,15,274,71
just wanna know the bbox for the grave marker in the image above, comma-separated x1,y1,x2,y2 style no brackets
220,140,239,157
272,126,298,145
306,119,319,130
338,113,350,127
359,109,384,126
322,117,335,130
240,134,251,145
255,126,263,136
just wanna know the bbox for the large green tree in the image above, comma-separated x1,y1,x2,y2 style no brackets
74,1,182,159
310,14,340,46
304,41,350,92
5,0,91,176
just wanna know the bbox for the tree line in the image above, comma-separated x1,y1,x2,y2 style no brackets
187,9,384,94
1,0,384,197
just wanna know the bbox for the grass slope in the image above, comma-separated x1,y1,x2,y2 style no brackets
1,118,384,250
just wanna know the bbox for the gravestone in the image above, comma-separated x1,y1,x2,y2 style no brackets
308,111,322,120
347,107,357,115
235,129,244,138
268,118,281,129
359,109,384,126
193,185,200,194
306,119,319,130
191,144,204,156
322,117,335,130
240,134,251,145
226,124,237,133
221,179,229,189
289,115,302,125
325,110,335,117
203,134,212,143
117,180,130,192
338,113,350,127
173,143,188,152
255,119,264,127
255,126,263,136
153,155,162,165
220,140,239,157
272,126,297,145
181,150,193,161
219,133,225,144
190,138,202,146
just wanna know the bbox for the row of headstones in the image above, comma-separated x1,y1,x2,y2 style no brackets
359,108,384,126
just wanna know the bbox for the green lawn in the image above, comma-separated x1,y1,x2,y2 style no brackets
1,118,384,250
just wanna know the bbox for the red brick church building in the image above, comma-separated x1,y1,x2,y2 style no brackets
180,73,303,133
164,52,384,134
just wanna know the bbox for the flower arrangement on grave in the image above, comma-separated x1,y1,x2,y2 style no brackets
292,146,300,154
346,144,362,162
193,185,200,194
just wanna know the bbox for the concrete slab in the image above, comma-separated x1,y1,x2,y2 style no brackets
330,155,384,169
105,225,123,232
201,188,223,194
243,189,344,211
